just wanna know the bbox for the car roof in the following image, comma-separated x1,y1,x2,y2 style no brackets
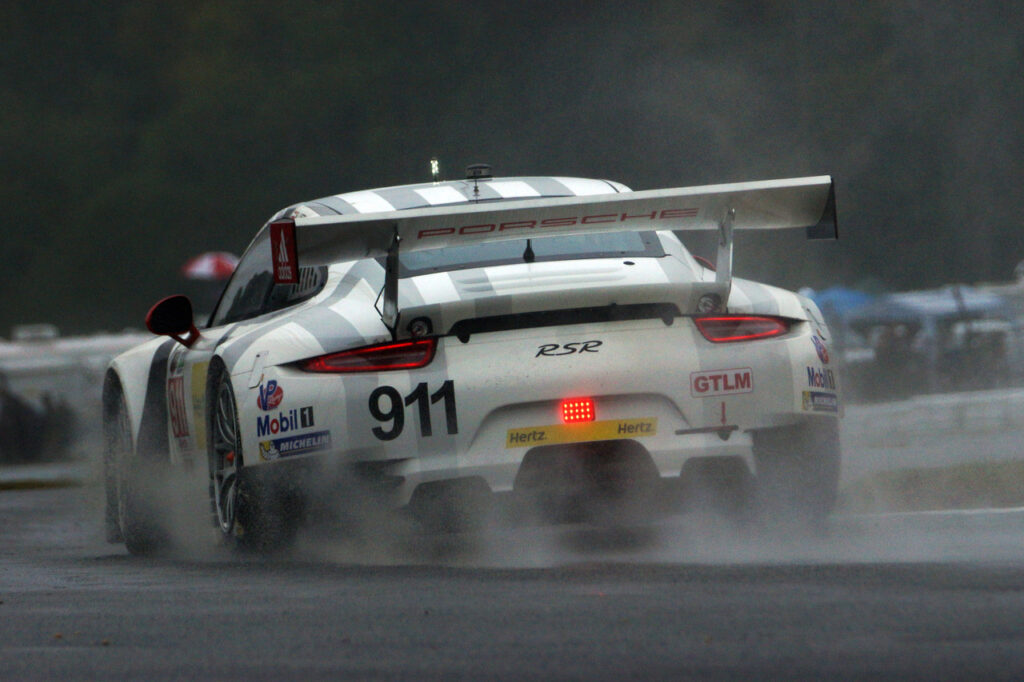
285,176,632,218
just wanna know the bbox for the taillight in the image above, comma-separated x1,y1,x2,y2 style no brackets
300,338,436,373
561,398,596,423
695,316,790,343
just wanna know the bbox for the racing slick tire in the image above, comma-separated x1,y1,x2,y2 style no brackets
752,418,840,531
208,365,299,553
103,382,169,555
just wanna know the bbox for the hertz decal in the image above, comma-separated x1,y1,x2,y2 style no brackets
506,418,657,448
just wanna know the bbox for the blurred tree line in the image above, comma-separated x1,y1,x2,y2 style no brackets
1,1,1021,334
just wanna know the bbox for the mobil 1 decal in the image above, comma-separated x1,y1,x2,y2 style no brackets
257,406,315,438
369,380,458,441
690,368,753,398
806,366,837,390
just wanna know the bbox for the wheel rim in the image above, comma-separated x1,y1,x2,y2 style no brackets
212,378,242,536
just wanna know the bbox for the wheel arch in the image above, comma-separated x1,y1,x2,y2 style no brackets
204,356,231,455
103,369,137,454
102,371,127,423
204,355,233,409
105,338,177,464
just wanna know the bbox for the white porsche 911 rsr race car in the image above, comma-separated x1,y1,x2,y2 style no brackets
103,168,840,553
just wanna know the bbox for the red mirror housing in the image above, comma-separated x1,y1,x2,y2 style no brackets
146,295,200,347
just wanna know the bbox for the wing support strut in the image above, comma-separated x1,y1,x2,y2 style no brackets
715,208,735,308
378,224,401,338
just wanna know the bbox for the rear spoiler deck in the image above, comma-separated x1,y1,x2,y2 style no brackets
280,175,837,334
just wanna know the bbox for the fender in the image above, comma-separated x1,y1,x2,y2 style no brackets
105,337,175,460
728,278,808,319
136,339,175,462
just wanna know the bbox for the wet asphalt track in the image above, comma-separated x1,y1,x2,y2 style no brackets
4,484,1024,681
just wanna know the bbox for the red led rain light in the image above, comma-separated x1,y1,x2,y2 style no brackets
561,398,596,423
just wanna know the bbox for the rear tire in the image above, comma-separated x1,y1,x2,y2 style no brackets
104,381,168,555
120,460,171,555
208,366,297,552
752,419,840,530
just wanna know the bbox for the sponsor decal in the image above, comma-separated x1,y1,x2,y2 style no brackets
257,406,315,437
506,418,657,448
190,361,209,448
806,366,837,390
535,340,602,357
167,349,190,440
803,305,829,340
802,391,839,413
168,376,190,438
256,379,284,411
812,335,830,364
170,350,186,377
259,430,331,461
690,368,753,397
269,220,298,284
416,208,698,241
288,207,314,220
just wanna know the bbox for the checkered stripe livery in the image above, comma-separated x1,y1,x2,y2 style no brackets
281,177,629,220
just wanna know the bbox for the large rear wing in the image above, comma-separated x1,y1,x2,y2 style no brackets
292,175,836,264
278,175,837,332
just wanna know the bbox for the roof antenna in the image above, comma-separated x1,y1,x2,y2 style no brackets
430,158,441,183
465,163,492,201
523,239,535,263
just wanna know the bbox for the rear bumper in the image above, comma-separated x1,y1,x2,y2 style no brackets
241,315,840,504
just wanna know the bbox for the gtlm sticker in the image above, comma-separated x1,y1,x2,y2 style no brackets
690,368,753,397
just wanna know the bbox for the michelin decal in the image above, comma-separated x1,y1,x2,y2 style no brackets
259,430,332,461
802,391,839,413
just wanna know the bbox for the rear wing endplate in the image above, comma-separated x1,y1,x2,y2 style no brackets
283,175,837,334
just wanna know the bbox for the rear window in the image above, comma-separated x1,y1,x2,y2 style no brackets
397,231,663,277
208,227,327,326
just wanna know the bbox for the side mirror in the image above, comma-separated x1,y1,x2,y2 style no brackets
146,295,200,347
